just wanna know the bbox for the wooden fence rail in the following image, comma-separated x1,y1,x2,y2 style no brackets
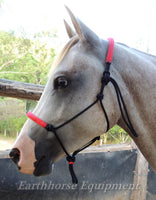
0,79,44,100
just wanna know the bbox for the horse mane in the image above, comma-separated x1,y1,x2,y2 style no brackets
50,36,79,74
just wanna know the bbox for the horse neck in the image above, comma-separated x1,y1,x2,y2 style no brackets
112,44,156,132
110,43,156,170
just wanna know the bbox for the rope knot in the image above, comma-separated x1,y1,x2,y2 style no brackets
96,93,104,101
66,155,78,184
102,71,110,85
45,124,56,132
66,155,75,163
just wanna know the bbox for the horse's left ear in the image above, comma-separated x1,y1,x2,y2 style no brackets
65,6,101,47
64,20,75,38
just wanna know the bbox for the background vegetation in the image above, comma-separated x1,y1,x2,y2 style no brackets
0,30,56,84
0,29,56,138
0,30,131,144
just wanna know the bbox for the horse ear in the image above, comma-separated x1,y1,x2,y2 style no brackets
65,6,100,47
64,20,75,38
77,19,101,47
65,6,84,41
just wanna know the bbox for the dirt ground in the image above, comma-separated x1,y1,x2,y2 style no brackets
0,137,15,150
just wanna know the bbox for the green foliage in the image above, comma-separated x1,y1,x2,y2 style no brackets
0,115,27,137
0,97,26,137
100,125,131,144
0,30,56,85
0,29,57,138
26,100,37,112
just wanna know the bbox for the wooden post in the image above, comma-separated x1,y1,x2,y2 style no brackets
130,140,148,200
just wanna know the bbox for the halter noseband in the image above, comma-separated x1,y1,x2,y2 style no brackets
27,38,138,184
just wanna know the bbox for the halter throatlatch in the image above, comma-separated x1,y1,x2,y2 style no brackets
27,38,138,184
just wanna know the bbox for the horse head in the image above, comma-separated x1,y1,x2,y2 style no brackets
9,7,122,176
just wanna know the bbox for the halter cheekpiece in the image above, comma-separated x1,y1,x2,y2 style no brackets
27,38,138,184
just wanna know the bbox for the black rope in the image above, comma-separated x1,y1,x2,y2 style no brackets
109,77,138,137
96,64,138,137
66,136,100,184
46,124,70,157
46,122,100,184
99,100,110,132
55,100,98,130
72,136,100,157
66,156,78,184
96,63,112,132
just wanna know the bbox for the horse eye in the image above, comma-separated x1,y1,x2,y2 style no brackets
54,76,69,89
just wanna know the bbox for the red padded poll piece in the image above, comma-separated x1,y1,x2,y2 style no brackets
27,112,47,128
106,38,114,63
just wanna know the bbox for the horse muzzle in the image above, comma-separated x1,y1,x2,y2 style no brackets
9,121,36,174
9,148,21,169
9,146,53,176
33,155,53,176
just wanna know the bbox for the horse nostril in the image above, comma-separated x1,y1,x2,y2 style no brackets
9,148,20,166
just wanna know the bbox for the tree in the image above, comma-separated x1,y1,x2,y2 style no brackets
0,30,56,85
0,30,57,137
